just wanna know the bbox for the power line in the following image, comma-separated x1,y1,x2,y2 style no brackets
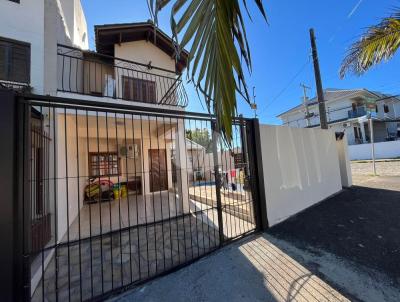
259,56,311,115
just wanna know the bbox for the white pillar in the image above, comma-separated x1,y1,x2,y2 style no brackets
359,122,366,143
174,119,190,214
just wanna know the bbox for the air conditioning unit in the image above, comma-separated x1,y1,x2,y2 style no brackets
120,144,140,158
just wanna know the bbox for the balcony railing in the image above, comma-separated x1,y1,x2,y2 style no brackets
348,107,366,118
57,44,188,107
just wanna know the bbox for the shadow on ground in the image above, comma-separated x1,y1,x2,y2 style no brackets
268,185,400,285
112,234,349,302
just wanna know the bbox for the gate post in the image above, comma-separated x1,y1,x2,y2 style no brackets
0,91,30,301
211,121,224,245
246,119,269,231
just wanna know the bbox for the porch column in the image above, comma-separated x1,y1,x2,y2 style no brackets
175,119,190,215
359,122,366,143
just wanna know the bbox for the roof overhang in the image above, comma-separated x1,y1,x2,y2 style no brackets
95,22,188,73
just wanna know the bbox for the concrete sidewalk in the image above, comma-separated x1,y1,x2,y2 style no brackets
110,234,351,302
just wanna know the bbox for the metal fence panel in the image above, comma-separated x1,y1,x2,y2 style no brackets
17,94,259,301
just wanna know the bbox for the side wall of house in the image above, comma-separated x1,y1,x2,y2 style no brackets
259,125,342,227
0,0,45,93
45,0,89,95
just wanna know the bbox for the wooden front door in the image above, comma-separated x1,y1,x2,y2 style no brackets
149,149,168,192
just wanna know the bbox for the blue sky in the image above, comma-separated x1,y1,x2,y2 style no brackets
81,0,400,124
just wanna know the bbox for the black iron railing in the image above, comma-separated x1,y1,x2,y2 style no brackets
57,44,188,107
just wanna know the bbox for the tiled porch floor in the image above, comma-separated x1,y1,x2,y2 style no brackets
65,191,185,242
32,215,220,302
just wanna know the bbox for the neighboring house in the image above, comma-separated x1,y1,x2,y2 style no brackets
185,139,237,183
277,88,400,145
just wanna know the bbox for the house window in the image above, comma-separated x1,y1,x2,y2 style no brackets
375,105,378,113
8,0,20,3
89,152,120,177
122,76,156,103
384,104,390,113
0,37,30,83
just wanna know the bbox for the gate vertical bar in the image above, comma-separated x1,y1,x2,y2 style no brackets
211,122,224,245
18,95,32,301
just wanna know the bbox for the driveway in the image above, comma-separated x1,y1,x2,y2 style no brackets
267,163,400,301
111,234,350,302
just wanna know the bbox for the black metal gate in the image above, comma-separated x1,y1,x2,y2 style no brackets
17,94,263,301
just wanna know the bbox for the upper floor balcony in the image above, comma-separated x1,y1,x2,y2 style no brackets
57,44,188,107
348,106,366,119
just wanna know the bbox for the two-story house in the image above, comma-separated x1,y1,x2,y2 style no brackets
1,1,201,299
277,88,400,145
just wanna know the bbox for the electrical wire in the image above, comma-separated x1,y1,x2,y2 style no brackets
259,56,311,116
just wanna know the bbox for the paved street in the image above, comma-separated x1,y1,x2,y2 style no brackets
351,160,400,177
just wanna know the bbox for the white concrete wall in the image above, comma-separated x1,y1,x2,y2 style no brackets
72,0,89,49
349,140,400,160
45,0,88,95
259,125,342,227
0,0,45,93
115,40,176,72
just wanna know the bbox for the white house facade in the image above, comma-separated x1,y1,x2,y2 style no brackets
0,1,202,299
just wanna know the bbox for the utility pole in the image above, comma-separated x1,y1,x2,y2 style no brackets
309,28,328,129
300,83,311,127
251,86,257,118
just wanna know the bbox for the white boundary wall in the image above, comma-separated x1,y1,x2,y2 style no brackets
349,140,400,160
259,125,343,227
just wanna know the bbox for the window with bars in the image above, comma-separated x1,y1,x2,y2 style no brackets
89,152,120,177
122,76,156,103
0,37,30,83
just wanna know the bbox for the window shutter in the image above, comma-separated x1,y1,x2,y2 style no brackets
148,82,156,103
141,81,148,102
0,42,8,80
10,43,30,83
133,78,140,101
0,38,30,84
123,77,131,100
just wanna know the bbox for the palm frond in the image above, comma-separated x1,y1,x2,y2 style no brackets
148,0,267,142
340,10,400,78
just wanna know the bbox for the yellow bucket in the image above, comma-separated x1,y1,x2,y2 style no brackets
113,188,120,199
121,185,128,198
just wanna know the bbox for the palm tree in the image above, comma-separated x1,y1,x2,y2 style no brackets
148,0,267,141
340,10,400,79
